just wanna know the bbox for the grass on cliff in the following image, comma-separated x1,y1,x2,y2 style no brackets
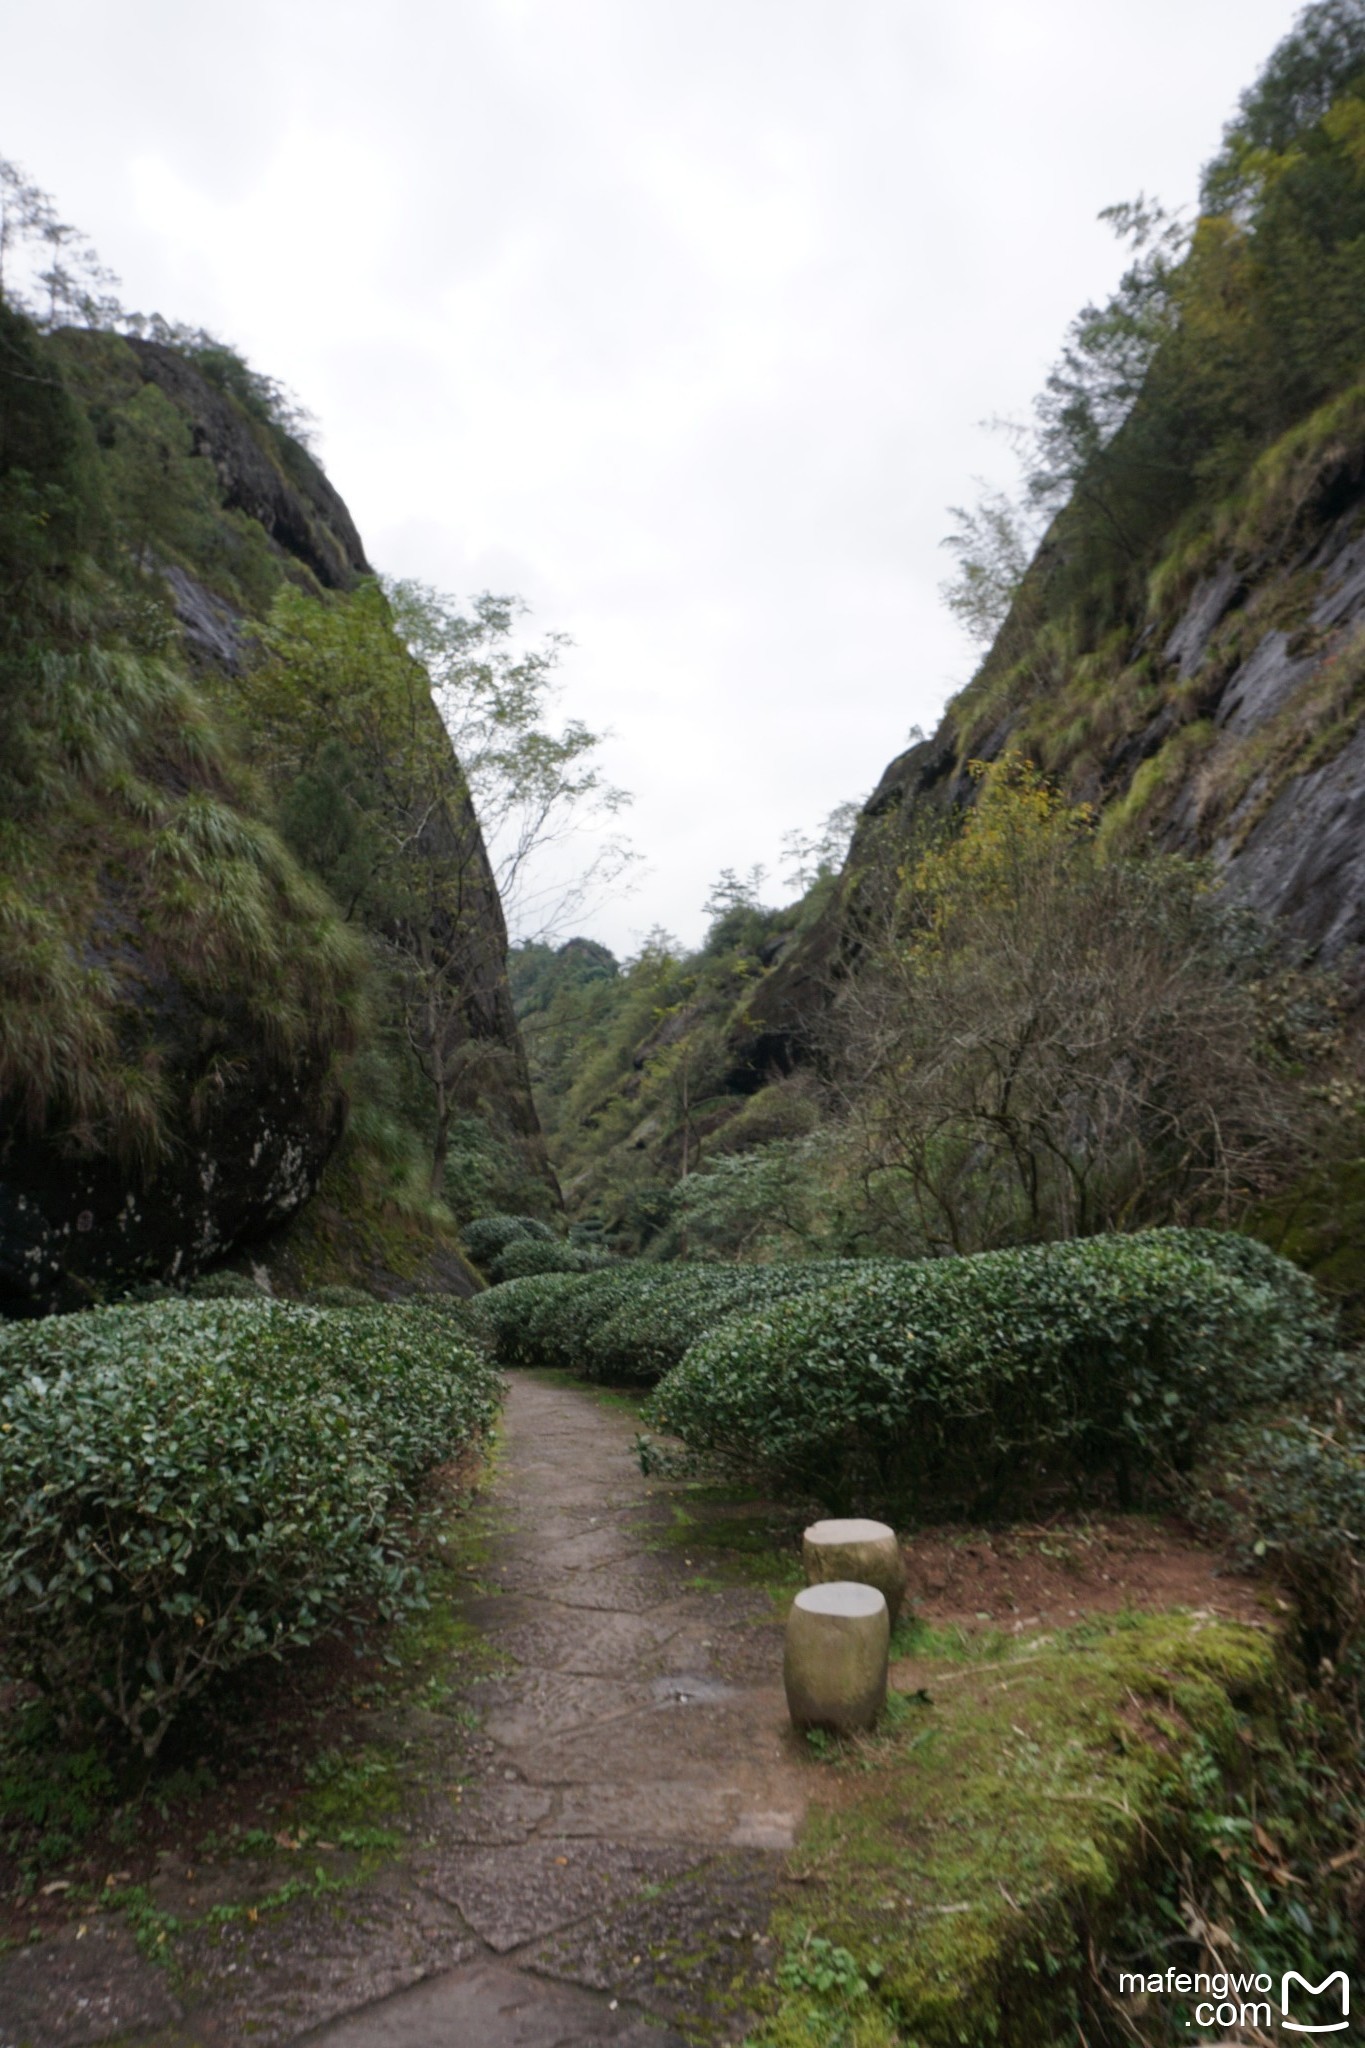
1,302,367,1177
3,302,550,1280
0,641,368,1173
51,326,305,617
952,364,1365,853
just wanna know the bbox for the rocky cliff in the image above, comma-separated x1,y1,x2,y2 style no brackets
0,310,550,1313
732,392,1365,1086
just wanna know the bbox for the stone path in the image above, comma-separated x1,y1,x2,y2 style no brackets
4,1373,807,2048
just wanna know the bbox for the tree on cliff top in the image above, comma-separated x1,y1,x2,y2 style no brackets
0,157,118,327
384,579,634,941
940,0,1365,645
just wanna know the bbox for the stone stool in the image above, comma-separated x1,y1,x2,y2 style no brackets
784,1582,889,1733
803,1517,906,1625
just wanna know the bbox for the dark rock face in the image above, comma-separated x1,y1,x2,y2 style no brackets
1162,564,1245,677
0,326,552,1312
1219,719,1365,986
726,731,963,1084
402,776,559,1191
729,477,1365,1086
160,562,249,672
0,1042,345,1316
125,340,371,591
1161,498,1365,972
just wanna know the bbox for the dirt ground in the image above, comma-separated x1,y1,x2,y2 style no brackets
902,1512,1272,1635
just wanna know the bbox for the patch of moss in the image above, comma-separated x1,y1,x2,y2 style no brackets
291,1746,404,1837
260,1123,480,1301
748,1611,1277,2048
640,1487,805,1602
1096,720,1217,846
1222,377,1365,560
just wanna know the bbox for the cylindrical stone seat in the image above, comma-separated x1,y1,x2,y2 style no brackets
803,1517,906,1625
784,1581,889,1733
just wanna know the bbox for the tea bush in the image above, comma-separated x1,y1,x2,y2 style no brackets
0,1299,500,1755
645,1230,1329,1515
491,1238,612,1283
460,1213,555,1269
470,1266,656,1371
576,1260,890,1384
182,1269,268,1301
471,1260,888,1382
1207,1346,1365,1669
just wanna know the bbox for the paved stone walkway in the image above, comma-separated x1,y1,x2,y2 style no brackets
3,1373,807,2048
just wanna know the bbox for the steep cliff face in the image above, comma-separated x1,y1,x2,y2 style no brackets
735,388,1365,1088
0,312,550,1312
0,1040,348,1316
1138,515,1365,974
735,3,1365,1090
123,338,371,594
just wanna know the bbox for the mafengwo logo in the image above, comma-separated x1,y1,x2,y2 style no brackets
1282,1970,1350,2034
1119,1967,1351,2033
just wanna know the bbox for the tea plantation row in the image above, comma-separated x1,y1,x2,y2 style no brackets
473,1229,1331,1516
0,1298,498,1755
0,1229,1340,1754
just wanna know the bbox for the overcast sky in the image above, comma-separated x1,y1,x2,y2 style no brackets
3,0,1304,952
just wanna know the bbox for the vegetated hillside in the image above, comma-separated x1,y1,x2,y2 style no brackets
509,868,841,1248
0,297,552,1313
738,408,1365,1084
525,4,1365,1296
742,3,1365,1079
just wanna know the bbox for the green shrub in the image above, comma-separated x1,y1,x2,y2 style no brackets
470,1266,656,1371
577,1261,888,1384
491,1238,611,1283
1237,1406,1365,1663
0,1299,500,1755
645,1230,1329,1515
470,1259,889,1382
461,1213,556,1269
1206,1346,1365,1671
406,1293,486,1341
